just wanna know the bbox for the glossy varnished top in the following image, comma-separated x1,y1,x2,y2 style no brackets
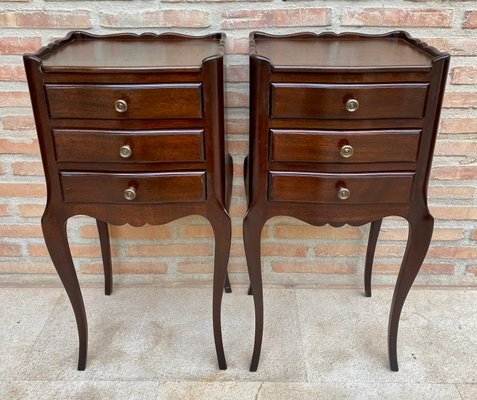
37,32,224,73
252,32,436,72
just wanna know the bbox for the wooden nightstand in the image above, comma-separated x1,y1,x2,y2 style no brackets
24,32,232,370
244,31,450,372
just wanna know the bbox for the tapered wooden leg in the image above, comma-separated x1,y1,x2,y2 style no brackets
42,209,88,371
388,212,434,371
209,210,232,370
96,219,112,296
243,209,265,372
364,219,383,298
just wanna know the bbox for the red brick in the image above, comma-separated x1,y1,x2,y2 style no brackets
451,67,477,85
178,224,213,238
227,139,248,154
0,244,22,256
342,8,453,27
0,262,54,274
0,37,41,54
2,116,35,131
375,245,406,258
472,230,477,240
262,244,308,257
0,92,31,107
431,166,477,180
226,65,248,82
17,203,44,217
222,8,331,29
274,224,363,239
0,65,26,81
82,262,167,274
0,204,10,216
11,161,44,176
441,118,477,134
435,140,477,156
443,92,477,109
272,262,355,274
225,37,249,55
100,10,209,28
463,11,477,28
0,11,91,28
315,243,367,257
226,114,248,135
0,224,43,237
379,227,464,241
225,89,248,108
177,262,212,273
0,183,46,197
431,206,477,220
0,138,39,154
428,246,477,259
466,265,477,276
375,263,454,275
29,243,116,258
80,224,172,240
126,244,213,257
423,38,477,56
428,185,475,199
227,260,247,272
229,203,247,218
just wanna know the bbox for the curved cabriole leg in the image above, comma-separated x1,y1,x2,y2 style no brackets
96,219,112,296
364,219,383,298
243,210,265,372
42,209,88,371
388,212,434,371
210,210,232,370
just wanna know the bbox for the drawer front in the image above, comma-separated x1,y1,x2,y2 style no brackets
269,172,414,204
270,83,428,120
270,129,421,164
61,172,206,203
46,83,202,119
53,129,204,163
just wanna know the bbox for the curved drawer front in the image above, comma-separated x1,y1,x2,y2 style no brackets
46,83,203,119
60,171,206,203
270,83,428,120
269,171,414,204
270,129,421,164
53,129,204,163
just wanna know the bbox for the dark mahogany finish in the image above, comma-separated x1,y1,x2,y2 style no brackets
24,31,233,370
245,31,450,372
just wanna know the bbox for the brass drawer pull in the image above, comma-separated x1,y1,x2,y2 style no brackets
340,144,354,158
124,186,136,201
119,144,132,159
337,187,351,200
114,99,128,113
345,99,359,112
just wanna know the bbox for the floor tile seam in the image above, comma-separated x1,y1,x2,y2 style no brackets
12,291,65,381
292,288,310,384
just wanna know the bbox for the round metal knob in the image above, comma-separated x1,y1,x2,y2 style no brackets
345,99,359,113
114,99,128,113
337,187,351,201
340,144,354,158
119,144,132,159
124,186,136,201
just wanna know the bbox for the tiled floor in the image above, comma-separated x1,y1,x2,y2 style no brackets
1,285,476,399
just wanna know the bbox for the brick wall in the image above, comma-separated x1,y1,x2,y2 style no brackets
0,0,476,288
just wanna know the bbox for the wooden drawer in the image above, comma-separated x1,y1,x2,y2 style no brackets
60,171,206,203
269,171,414,204
270,129,421,164
270,83,428,120
53,129,204,163
46,83,203,119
